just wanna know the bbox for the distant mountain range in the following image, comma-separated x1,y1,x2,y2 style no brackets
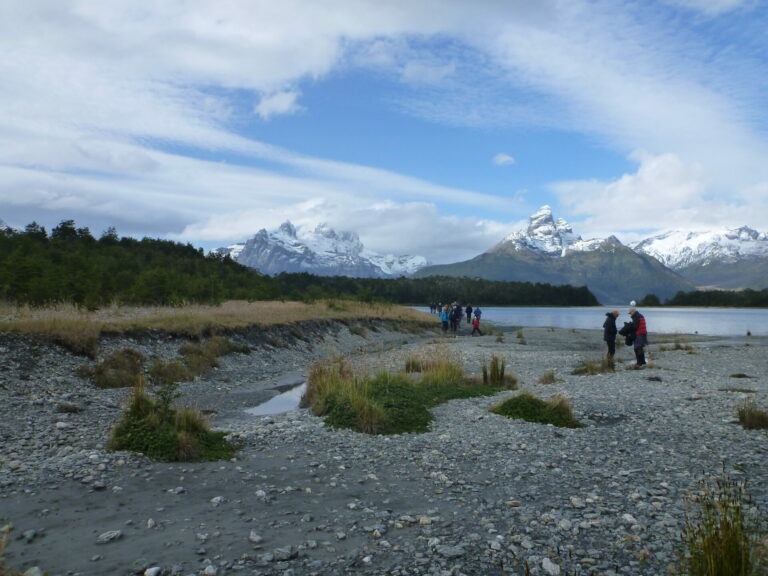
213,221,428,278
216,207,768,304
414,206,768,303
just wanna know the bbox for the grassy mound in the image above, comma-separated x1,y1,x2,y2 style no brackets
491,392,583,428
303,354,516,435
108,381,238,461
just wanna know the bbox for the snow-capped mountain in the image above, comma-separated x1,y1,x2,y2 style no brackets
414,205,696,303
631,227,768,269
214,221,428,278
496,205,606,256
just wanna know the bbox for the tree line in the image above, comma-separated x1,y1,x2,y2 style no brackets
0,220,601,308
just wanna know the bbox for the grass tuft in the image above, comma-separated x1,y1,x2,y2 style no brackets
538,369,559,385
109,378,237,461
302,353,516,435
679,472,767,575
482,355,518,388
737,400,768,430
85,348,145,388
491,392,583,428
571,356,615,376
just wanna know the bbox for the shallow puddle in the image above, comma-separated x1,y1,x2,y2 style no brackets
245,382,306,416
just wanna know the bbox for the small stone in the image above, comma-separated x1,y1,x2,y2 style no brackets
96,530,122,544
542,558,561,576
144,568,162,576
248,530,263,544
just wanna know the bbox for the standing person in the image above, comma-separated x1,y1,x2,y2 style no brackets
471,312,483,336
602,310,619,358
450,302,462,336
440,305,450,335
465,304,473,324
629,301,648,367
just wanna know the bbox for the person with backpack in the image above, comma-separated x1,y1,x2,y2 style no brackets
602,310,619,358
629,301,648,367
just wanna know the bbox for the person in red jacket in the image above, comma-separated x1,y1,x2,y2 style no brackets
471,312,483,336
629,301,648,367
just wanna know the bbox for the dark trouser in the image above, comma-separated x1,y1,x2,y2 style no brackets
606,339,616,358
634,347,646,366
471,327,483,336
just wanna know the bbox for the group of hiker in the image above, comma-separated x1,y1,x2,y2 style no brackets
431,299,649,368
430,301,483,337
603,300,648,367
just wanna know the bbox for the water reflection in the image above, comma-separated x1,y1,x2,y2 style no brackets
246,383,306,416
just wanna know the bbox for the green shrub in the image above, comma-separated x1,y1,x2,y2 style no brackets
109,380,237,461
679,472,767,575
571,357,615,375
482,356,517,388
491,392,582,428
303,355,515,435
738,401,768,430
349,325,368,338
538,370,558,384
149,358,192,386
88,348,145,388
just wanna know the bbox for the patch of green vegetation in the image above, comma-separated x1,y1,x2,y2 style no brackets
571,357,615,376
108,380,238,461
538,369,559,384
349,325,368,338
737,400,768,430
730,373,754,379
491,392,583,428
482,355,517,388
720,387,756,394
80,348,145,388
679,472,767,576
303,356,515,435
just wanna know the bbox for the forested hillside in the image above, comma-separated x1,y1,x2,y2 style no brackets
0,220,599,308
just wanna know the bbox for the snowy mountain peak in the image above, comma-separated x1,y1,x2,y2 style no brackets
498,206,587,256
632,226,768,269
213,221,427,277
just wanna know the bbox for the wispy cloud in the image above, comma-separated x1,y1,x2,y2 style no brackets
0,0,767,262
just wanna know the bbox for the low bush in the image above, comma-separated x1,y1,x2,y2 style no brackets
108,379,237,461
349,325,368,338
491,392,583,428
679,472,767,575
538,369,558,384
482,356,518,388
571,357,614,376
737,400,768,430
85,348,145,388
303,354,515,435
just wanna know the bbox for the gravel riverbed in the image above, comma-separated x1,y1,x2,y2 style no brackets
1,321,767,576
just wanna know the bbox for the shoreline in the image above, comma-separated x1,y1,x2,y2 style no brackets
1,323,767,575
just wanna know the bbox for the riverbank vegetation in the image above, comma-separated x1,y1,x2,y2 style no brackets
491,392,583,428
301,355,517,434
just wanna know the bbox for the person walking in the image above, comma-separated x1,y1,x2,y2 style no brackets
602,310,619,358
471,312,483,336
465,304,473,324
629,301,648,367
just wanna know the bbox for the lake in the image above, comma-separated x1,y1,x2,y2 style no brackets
416,306,768,337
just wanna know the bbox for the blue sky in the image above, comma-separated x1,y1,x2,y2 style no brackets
1,0,767,263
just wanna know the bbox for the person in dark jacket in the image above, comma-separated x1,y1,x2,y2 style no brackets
629,301,648,367
602,310,619,358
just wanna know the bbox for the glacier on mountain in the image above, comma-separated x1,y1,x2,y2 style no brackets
214,221,428,277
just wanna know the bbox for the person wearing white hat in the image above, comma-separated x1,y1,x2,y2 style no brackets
628,301,648,367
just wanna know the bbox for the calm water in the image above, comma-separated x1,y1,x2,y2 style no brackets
417,306,768,337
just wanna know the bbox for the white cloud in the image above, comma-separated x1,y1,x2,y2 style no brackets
493,153,516,166
552,151,768,239
255,91,303,119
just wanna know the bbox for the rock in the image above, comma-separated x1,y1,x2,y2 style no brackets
96,530,122,544
542,557,561,575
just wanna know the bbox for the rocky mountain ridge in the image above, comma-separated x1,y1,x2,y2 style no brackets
214,221,428,278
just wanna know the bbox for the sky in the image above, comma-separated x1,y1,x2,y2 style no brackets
1,0,767,264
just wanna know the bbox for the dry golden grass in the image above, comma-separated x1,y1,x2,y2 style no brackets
0,300,434,354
